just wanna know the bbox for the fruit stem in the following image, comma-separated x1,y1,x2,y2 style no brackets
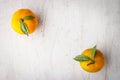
87,59,95,66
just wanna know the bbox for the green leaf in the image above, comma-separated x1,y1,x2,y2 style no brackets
23,16,34,20
20,18,29,36
74,54,90,62
91,45,97,58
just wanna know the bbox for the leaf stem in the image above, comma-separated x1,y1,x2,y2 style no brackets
87,59,95,66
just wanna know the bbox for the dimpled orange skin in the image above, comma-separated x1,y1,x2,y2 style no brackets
11,9,38,34
80,49,104,72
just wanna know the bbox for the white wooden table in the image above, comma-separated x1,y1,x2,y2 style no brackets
0,0,120,80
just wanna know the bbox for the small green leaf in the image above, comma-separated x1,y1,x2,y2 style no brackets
23,16,34,20
20,18,29,36
74,54,90,62
91,45,97,58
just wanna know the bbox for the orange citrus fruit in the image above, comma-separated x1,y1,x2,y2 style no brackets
11,9,38,35
80,49,104,72
74,46,104,73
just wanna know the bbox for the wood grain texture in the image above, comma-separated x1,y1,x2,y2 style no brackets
0,0,120,80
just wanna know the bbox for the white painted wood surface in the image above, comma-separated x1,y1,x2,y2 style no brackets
0,0,120,80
